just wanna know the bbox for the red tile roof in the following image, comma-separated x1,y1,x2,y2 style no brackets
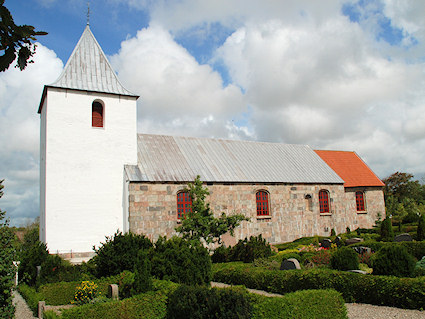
314,150,384,188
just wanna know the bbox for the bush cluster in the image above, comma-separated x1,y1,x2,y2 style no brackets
151,236,211,285
212,235,272,263
73,281,100,305
93,231,153,278
167,285,252,319
372,245,416,277
330,247,359,271
349,240,425,260
212,262,425,309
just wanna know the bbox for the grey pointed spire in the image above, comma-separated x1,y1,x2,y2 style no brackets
50,25,137,97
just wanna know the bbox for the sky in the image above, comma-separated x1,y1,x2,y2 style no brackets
1,0,425,227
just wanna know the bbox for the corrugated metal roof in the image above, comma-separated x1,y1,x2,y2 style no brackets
48,25,137,97
314,150,384,187
125,134,344,184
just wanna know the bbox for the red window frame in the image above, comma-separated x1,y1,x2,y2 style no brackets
356,191,365,211
256,191,269,216
92,101,104,127
319,190,330,214
177,191,192,219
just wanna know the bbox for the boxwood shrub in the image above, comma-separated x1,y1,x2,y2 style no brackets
60,291,167,319
167,285,252,319
212,262,425,309
18,284,43,315
251,289,347,319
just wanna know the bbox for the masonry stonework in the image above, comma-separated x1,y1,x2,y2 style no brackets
128,182,385,245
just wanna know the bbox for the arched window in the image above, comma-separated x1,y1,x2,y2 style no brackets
305,194,312,211
177,191,192,219
256,190,269,216
319,190,330,214
92,101,104,127
356,191,365,211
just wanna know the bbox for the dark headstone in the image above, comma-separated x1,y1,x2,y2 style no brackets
334,236,342,247
320,238,332,249
280,258,301,270
345,238,363,245
394,233,413,242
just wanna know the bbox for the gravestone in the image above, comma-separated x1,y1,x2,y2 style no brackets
345,238,363,245
334,236,342,247
280,258,301,270
320,239,332,249
394,233,413,242
108,284,119,300
353,246,371,255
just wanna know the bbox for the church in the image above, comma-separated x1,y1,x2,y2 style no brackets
38,25,385,260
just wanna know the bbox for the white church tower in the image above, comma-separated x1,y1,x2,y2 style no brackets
38,25,138,258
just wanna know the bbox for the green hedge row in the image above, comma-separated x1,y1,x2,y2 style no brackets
251,289,347,319
60,291,168,319
18,284,43,316
212,263,425,309
349,241,425,259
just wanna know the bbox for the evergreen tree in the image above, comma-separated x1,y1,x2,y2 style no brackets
133,249,152,294
0,180,16,318
175,176,249,246
417,213,425,241
380,217,394,242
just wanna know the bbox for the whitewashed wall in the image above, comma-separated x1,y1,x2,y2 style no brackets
40,87,137,254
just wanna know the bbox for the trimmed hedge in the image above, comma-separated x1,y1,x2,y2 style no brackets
349,240,425,260
167,285,252,319
251,289,347,319
60,291,167,319
212,263,425,309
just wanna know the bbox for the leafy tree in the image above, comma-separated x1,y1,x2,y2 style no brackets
175,176,249,246
383,172,423,203
0,180,16,318
0,0,47,71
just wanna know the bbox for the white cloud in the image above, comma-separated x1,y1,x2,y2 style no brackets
110,24,248,139
0,44,63,226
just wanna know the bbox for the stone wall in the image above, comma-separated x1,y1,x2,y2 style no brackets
128,182,385,245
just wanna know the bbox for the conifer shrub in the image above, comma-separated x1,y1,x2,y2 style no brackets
330,247,359,271
379,217,394,242
18,226,49,286
166,285,252,319
133,249,152,294
229,235,272,263
151,236,211,285
211,245,231,263
372,245,415,277
93,231,153,278
417,213,425,241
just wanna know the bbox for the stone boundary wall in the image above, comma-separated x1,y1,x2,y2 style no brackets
128,182,384,245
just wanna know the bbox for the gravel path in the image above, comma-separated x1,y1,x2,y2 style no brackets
211,282,425,319
12,290,37,319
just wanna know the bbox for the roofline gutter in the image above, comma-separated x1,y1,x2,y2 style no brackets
37,85,140,114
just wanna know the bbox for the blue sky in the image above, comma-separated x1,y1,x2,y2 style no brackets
2,0,425,226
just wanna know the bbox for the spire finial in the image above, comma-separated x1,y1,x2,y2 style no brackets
86,1,90,25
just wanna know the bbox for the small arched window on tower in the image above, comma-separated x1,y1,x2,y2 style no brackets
92,100,104,127
319,190,330,214
256,190,269,216
356,191,366,212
